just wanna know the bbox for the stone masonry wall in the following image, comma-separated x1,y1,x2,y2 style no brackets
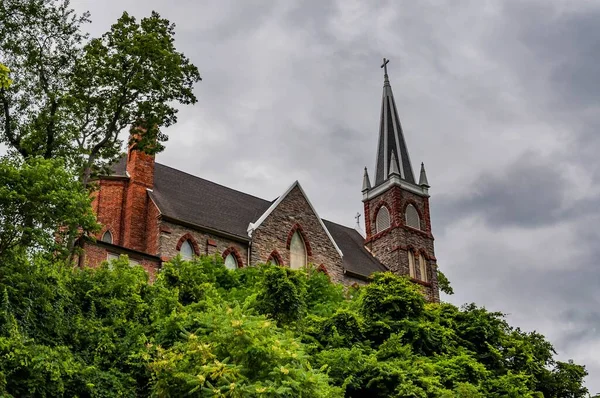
158,220,249,266
364,185,439,302
250,185,344,283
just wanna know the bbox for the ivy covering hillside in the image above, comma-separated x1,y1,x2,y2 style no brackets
0,253,590,397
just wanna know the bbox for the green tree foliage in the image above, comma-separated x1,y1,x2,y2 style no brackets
0,0,201,185
0,64,11,89
0,156,98,258
0,254,590,397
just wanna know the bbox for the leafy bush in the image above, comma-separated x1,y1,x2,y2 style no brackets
0,254,590,397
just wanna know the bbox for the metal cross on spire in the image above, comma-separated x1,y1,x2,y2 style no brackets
381,57,390,76
355,212,362,229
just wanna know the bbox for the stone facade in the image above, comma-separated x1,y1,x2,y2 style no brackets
250,185,345,283
158,220,249,266
364,184,439,302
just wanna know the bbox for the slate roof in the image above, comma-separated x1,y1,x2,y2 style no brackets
149,163,273,239
108,155,386,278
322,220,388,276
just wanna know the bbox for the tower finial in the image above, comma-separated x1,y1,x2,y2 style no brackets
381,57,390,75
419,162,430,187
362,166,372,192
388,152,400,177
381,57,390,84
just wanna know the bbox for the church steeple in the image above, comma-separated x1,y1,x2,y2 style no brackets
374,58,415,186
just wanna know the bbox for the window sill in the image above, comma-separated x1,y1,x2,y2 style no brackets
410,278,432,288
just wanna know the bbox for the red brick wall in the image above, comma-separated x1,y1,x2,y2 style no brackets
79,241,161,281
92,179,127,244
250,185,344,283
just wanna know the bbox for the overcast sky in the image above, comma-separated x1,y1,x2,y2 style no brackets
67,0,600,391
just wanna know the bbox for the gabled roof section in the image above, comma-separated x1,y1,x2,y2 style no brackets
248,181,343,258
323,220,388,277
374,61,416,186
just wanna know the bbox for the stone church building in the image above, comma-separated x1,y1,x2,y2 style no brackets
79,62,440,302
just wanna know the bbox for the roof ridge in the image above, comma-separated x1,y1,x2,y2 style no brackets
154,162,270,204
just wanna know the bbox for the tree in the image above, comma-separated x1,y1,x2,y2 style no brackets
0,156,98,258
69,11,201,186
0,254,592,396
0,1,201,186
0,0,89,160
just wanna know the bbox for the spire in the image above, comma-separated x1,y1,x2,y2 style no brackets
374,58,415,186
419,162,430,187
362,167,371,192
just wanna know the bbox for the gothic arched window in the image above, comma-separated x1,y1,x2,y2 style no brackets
419,253,428,282
408,250,416,279
101,230,113,244
224,253,238,270
102,231,112,243
268,255,280,266
180,240,194,260
290,231,307,270
405,204,420,230
375,206,391,233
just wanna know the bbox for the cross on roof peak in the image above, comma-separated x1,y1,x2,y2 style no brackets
381,57,390,76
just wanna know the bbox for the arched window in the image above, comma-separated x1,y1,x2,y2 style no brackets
419,253,428,282
268,255,280,265
408,250,416,278
289,231,307,270
180,240,194,260
375,206,391,233
101,230,113,244
405,204,420,230
224,253,238,270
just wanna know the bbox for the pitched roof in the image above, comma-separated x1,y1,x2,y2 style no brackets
323,220,388,277
149,163,273,240
107,155,386,277
374,62,416,186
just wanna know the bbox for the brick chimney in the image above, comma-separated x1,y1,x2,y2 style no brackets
122,129,155,251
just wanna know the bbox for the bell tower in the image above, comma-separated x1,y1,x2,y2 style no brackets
362,58,439,302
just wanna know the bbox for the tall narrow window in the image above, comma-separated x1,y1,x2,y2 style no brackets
224,253,238,270
375,206,391,233
405,204,420,230
290,231,307,270
180,240,194,260
101,230,113,244
419,253,428,282
408,250,416,278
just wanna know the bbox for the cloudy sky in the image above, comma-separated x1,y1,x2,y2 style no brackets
67,0,600,391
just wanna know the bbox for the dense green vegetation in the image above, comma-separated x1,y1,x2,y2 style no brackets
0,252,590,397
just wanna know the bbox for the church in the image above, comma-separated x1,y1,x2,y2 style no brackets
78,60,440,302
